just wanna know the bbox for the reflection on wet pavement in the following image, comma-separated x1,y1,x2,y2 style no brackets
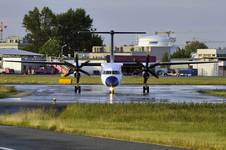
1,85,226,104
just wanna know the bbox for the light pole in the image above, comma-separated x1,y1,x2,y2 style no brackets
60,44,67,61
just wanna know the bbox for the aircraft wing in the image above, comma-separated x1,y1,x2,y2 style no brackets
81,63,101,66
121,60,217,68
150,61,218,68
4,60,101,67
4,60,65,65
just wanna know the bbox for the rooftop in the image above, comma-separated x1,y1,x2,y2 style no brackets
0,48,42,56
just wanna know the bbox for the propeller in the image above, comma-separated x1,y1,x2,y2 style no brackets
134,55,159,84
64,53,90,84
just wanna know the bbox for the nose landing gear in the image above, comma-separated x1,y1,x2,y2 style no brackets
109,87,115,94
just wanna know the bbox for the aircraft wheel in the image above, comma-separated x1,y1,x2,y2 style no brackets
78,86,81,93
143,86,146,94
143,86,149,94
147,86,149,93
75,86,81,93
112,89,115,94
109,88,115,94
74,86,78,93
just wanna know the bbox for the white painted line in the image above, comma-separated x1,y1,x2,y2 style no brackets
0,147,16,150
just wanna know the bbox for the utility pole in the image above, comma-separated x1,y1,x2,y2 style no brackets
0,21,7,42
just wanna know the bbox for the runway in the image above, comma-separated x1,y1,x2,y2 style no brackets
0,85,222,150
1,84,226,103
0,126,184,150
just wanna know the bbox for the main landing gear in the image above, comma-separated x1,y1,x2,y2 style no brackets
143,85,150,94
74,85,81,94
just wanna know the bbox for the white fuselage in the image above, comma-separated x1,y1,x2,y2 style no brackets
101,63,122,87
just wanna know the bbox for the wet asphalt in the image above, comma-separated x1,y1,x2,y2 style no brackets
0,126,186,150
1,84,226,103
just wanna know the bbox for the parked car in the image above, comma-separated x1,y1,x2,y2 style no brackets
34,66,58,74
3,68,15,74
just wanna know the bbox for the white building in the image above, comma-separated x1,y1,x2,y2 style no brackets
0,36,23,49
90,34,176,62
192,49,226,76
0,49,42,74
136,35,176,61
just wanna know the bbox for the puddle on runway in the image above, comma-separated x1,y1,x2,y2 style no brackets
1,84,226,104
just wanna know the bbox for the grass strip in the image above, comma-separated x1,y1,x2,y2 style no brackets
1,74,226,85
0,103,226,150
198,89,226,98
0,86,17,98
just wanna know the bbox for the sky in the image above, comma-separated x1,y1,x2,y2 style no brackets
0,0,226,48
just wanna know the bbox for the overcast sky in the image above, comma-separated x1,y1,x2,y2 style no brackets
0,0,226,48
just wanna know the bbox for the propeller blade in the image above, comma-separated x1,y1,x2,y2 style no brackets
147,69,159,79
64,68,74,77
133,69,143,75
148,63,156,69
79,69,90,76
74,53,79,68
135,60,144,67
146,55,150,68
80,60,90,68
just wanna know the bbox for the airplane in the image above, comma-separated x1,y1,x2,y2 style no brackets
5,30,217,94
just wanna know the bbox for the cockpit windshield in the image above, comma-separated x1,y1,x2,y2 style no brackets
103,70,120,75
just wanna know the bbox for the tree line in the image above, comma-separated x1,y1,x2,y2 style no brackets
22,7,103,57
171,41,208,58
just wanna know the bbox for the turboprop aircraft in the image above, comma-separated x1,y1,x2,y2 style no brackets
5,30,217,94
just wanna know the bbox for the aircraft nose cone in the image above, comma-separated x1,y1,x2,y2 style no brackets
105,76,119,87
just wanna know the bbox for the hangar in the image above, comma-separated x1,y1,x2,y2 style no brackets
0,48,43,74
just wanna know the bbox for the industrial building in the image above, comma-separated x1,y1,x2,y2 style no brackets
85,33,176,62
191,49,226,76
136,35,176,61
0,36,25,49
2,31,225,77
0,48,43,74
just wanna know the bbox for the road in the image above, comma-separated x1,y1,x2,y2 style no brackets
0,126,185,150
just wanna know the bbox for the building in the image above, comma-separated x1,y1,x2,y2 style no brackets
89,34,176,62
0,48,42,74
135,35,176,61
192,49,225,76
77,33,176,75
0,36,23,49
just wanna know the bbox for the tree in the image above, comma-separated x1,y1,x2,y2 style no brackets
56,8,102,56
161,52,170,62
161,52,170,68
22,7,103,55
23,7,57,53
184,40,208,55
39,38,60,57
171,41,208,58
171,48,186,58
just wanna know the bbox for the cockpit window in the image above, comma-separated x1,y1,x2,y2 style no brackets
112,71,120,74
103,70,120,74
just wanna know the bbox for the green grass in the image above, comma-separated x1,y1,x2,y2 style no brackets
0,103,226,150
198,89,226,97
0,86,17,98
1,74,226,85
